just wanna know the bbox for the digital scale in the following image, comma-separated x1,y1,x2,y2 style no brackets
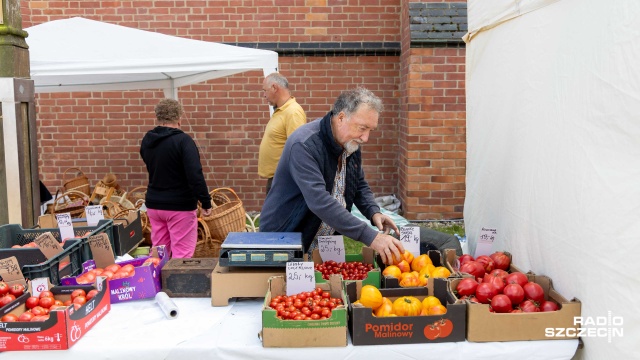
218,232,304,267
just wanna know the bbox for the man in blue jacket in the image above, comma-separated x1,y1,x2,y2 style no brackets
260,87,404,264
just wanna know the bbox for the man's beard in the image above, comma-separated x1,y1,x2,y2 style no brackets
344,140,361,154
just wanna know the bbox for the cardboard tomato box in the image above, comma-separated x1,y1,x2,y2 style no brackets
261,274,348,348
345,277,466,345
313,246,381,288
450,274,581,342
60,234,168,304
378,250,446,288
0,276,110,351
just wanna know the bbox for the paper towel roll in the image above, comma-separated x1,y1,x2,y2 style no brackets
155,291,179,319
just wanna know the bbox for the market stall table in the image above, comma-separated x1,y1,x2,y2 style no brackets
0,297,579,359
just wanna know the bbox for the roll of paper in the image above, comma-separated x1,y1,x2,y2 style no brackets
155,291,179,319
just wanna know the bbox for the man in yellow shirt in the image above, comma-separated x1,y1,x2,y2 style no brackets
258,72,307,194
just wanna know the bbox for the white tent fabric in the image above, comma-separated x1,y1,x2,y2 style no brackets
464,0,639,359
24,17,278,98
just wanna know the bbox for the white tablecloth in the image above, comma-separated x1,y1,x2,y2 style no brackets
0,297,579,359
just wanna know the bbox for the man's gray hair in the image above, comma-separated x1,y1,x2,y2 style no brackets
332,87,383,117
265,72,289,90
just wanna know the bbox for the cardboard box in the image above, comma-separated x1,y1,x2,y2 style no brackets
313,246,381,288
345,277,466,345
162,257,217,298
261,275,348,347
60,234,168,304
450,274,582,342
210,262,284,306
0,276,111,351
378,250,446,288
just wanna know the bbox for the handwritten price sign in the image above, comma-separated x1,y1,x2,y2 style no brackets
285,262,315,296
474,227,497,257
399,226,421,258
318,235,345,263
56,213,75,240
86,205,104,226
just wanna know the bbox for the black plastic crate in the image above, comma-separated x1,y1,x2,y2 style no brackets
0,220,115,268
99,211,144,256
21,239,84,285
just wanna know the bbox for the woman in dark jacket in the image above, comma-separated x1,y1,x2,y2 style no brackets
140,99,212,258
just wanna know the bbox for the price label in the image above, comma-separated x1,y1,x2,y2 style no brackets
285,262,315,296
474,227,497,257
86,205,104,226
399,226,420,258
56,213,75,240
317,235,345,263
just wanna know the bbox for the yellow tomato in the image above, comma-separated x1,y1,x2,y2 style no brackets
411,254,433,272
374,297,394,317
428,304,447,315
359,285,383,310
392,296,423,316
421,295,441,310
430,266,451,278
382,265,402,280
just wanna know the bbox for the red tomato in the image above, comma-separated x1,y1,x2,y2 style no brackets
1,313,18,322
523,282,545,303
502,283,525,305
474,282,497,304
31,315,50,322
482,273,506,293
474,255,495,273
63,300,72,306
121,264,135,274
9,284,24,297
0,294,16,307
72,296,87,306
0,281,9,296
455,278,479,297
490,294,512,313
39,290,54,299
143,257,161,267
54,299,64,306
459,261,486,281
489,251,511,271
30,306,47,316
519,299,541,313
100,270,114,280
505,272,528,288
540,300,559,312
489,269,509,280
105,264,121,273
71,289,87,300
457,254,475,267
38,296,55,309
25,296,40,309
18,311,34,321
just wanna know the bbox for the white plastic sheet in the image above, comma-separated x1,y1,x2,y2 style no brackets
464,1,640,358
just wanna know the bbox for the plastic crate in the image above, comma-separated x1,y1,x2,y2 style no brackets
0,220,115,269
21,239,84,285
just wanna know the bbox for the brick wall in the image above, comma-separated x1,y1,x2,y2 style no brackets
22,0,465,219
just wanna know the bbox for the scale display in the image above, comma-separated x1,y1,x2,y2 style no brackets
219,232,304,267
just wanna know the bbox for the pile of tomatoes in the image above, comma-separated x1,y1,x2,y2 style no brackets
1,288,98,322
0,282,25,307
455,271,559,313
76,263,136,284
314,260,374,281
269,287,343,320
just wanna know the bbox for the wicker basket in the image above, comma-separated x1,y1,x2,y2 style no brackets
102,173,120,189
89,181,115,205
201,187,246,241
63,167,91,196
194,219,223,258
126,186,147,206
52,190,90,218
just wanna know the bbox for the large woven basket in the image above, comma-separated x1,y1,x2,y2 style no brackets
201,187,246,241
63,167,91,196
194,218,223,258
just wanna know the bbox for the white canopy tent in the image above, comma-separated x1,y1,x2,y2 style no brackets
24,17,279,98
464,0,639,359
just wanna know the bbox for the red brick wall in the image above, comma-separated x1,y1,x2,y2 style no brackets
23,0,465,219
398,0,466,220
